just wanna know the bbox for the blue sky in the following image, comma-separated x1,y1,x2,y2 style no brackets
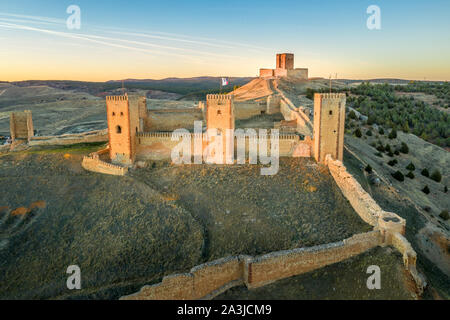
0,0,449,81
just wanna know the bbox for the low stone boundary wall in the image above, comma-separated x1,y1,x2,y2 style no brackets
326,155,387,227
29,129,108,146
121,230,383,300
248,231,382,289
82,150,127,176
325,155,425,293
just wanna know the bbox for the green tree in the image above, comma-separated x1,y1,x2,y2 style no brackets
421,168,429,177
391,171,404,182
422,185,430,194
406,171,415,179
430,169,442,182
406,162,415,171
365,164,373,174
348,110,357,119
400,142,409,154
388,129,397,140
354,128,362,138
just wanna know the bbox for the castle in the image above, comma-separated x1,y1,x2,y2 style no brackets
4,53,424,299
91,90,345,169
79,53,341,171
259,53,309,79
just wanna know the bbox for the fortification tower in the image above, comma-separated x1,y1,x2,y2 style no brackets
206,94,235,162
10,110,34,142
276,53,294,70
313,93,346,163
137,96,147,130
106,94,140,165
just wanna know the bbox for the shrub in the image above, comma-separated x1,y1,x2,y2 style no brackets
394,150,400,155
387,151,394,157
366,130,372,136
406,162,415,171
422,185,430,194
348,110,357,119
354,128,362,138
375,152,383,157
379,127,384,135
439,210,449,221
430,169,442,183
376,145,385,152
406,171,415,179
421,168,429,177
391,171,404,181
385,144,392,153
400,142,409,154
365,164,373,174
388,129,397,140
445,186,448,193
388,159,398,166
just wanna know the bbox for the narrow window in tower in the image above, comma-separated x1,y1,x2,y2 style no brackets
217,110,222,115
116,125,122,134
112,112,115,116
329,110,333,115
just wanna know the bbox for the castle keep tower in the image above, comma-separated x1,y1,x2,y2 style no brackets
313,93,346,163
106,94,140,165
276,53,294,70
206,94,235,162
10,110,34,142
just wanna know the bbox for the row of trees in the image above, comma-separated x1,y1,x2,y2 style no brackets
347,83,450,148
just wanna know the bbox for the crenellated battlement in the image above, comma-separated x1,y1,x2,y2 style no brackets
315,93,346,101
206,94,233,102
106,95,129,102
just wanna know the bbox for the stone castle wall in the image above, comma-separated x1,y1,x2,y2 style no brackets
121,230,382,300
82,148,127,176
134,132,310,160
145,109,203,132
28,129,108,146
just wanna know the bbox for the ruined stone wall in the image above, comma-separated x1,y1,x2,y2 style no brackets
326,156,386,227
144,109,203,132
10,110,33,141
259,68,274,79
287,68,308,80
248,231,382,288
121,256,245,300
28,129,108,146
266,94,281,114
82,151,128,176
120,230,383,300
234,101,266,119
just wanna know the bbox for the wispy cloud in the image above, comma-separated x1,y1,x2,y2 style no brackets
0,12,64,25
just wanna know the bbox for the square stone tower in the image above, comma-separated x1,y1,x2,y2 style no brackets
276,53,294,70
106,94,140,165
313,93,346,163
10,110,34,142
206,94,235,162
